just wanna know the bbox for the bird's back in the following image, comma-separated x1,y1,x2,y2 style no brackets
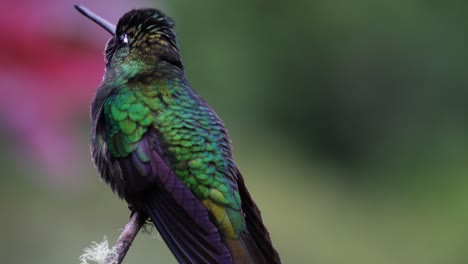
92,77,280,263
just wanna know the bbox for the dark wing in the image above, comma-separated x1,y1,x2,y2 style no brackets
117,132,233,264
229,165,282,264
91,88,232,263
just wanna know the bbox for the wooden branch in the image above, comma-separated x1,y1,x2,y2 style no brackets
105,211,147,264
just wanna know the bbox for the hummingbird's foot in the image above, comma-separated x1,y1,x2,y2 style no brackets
128,204,136,217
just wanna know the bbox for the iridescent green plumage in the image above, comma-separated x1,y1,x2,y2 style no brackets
79,6,280,263
102,78,244,237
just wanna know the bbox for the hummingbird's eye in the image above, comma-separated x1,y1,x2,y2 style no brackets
118,33,129,44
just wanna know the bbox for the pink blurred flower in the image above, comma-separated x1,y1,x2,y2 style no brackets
0,1,126,183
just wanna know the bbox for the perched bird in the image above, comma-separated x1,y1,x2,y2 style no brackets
75,5,280,264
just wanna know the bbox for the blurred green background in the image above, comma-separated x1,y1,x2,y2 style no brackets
1,0,468,263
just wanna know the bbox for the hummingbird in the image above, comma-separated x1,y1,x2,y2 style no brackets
75,5,280,264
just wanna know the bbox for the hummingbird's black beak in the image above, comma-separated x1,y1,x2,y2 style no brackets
74,5,116,36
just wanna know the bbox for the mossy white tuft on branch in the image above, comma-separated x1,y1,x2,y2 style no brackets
79,237,117,264
78,212,147,264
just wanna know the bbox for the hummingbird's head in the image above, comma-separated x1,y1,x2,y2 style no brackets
75,6,182,71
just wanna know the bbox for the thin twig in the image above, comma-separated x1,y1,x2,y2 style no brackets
105,212,147,264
